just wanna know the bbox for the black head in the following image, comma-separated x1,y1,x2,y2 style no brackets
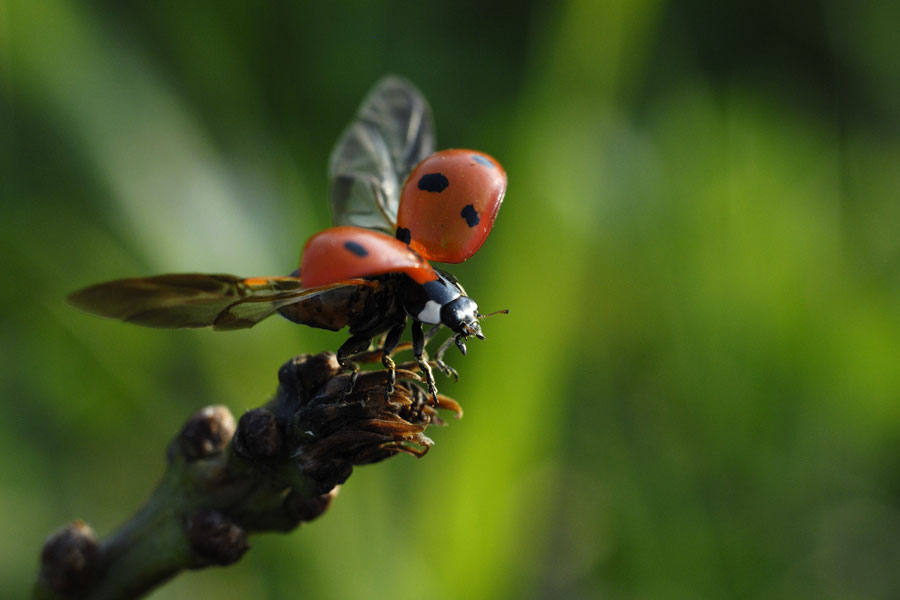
440,295,484,340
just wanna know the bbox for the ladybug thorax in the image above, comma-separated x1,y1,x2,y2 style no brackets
403,272,481,337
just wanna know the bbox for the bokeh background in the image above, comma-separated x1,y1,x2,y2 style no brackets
3,1,900,598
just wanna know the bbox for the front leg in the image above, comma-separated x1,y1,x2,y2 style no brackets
433,333,460,381
423,323,442,345
411,321,438,403
337,335,372,399
380,318,407,399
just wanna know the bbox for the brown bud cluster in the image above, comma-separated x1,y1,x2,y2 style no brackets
268,353,462,487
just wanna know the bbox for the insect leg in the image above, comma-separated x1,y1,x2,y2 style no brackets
421,323,458,378
433,333,460,382
337,335,372,400
411,321,438,403
423,323,443,345
380,318,407,399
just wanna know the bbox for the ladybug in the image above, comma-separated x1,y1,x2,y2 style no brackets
69,76,507,401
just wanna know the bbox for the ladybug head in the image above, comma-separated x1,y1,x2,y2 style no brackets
440,295,484,342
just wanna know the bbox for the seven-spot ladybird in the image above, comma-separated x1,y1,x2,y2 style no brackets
68,76,507,401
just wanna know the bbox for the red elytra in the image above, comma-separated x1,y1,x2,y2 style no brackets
396,149,506,264
300,226,437,288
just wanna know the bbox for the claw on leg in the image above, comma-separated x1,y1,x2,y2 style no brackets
435,359,459,382
337,335,373,402
343,362,361,400
417,356,439,403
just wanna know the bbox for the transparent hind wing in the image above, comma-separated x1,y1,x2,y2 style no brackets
329,76,436,234
68,273,365,331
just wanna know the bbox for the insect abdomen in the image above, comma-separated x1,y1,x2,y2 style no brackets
278,286,362,331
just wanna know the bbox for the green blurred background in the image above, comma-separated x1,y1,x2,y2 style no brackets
3,0,900,598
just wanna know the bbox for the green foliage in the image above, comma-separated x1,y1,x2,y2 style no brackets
2,0,899,598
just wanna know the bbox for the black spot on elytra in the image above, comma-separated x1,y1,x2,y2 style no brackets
418,173,449,193
461,204,480,227
396,227,411,244
344,240,368,257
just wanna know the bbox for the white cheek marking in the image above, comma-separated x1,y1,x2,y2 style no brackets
417,300,442,324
